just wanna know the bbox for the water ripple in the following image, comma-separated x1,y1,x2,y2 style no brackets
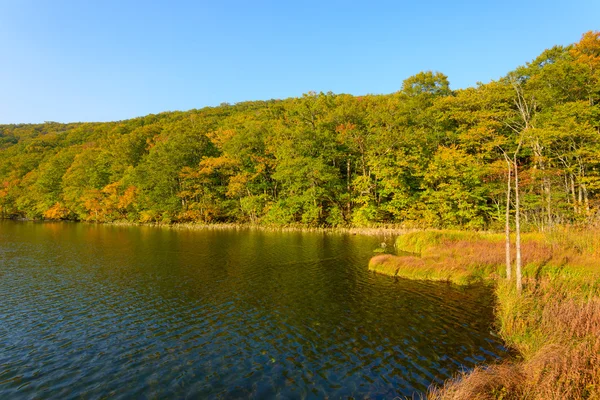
0,222,509,399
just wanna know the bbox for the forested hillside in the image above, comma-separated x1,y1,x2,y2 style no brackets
1,32,599,229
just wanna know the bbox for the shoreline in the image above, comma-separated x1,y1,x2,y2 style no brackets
2,217,418,237
369,229,600,399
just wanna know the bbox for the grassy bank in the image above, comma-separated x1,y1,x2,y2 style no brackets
369,228,600,399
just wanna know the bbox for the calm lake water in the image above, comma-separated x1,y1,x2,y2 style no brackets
0,221,509,399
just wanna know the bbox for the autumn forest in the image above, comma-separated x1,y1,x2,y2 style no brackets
1,32,599,230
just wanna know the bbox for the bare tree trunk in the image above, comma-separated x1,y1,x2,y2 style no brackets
531,139,551,229
545,183,551,227
514,159,522,293
347,159,351,192
360,151,367,178
508,75,532,294
347,158,351,217
583,184,590,215
571,174,578,214
504,155,512,280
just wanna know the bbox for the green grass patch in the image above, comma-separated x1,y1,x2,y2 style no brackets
395,229,503,253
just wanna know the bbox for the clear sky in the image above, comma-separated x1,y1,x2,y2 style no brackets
1,1,598,124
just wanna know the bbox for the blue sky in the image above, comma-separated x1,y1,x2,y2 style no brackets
1,0,598,123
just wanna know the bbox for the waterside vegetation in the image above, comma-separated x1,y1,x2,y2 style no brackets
369,227,600,399
101,220,412,237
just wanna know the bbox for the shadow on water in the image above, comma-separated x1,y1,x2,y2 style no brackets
0,221,509,399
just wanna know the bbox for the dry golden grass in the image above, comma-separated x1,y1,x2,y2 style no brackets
429,341,600,400
431,288,600,400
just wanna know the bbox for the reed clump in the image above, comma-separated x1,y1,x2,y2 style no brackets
430,280,600,400
368,227,600,400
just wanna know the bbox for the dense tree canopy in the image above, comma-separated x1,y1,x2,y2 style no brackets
1,32,599,229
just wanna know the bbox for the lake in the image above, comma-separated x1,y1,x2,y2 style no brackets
0,221,509,398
